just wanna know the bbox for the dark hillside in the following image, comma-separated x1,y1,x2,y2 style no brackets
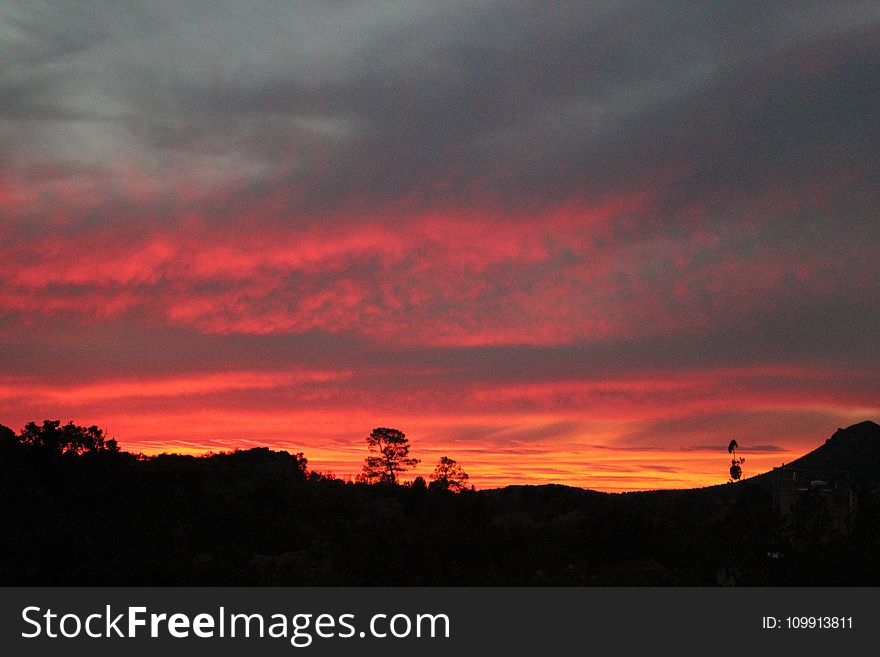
770,421,880,485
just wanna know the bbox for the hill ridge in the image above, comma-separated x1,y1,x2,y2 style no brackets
753,420,880,487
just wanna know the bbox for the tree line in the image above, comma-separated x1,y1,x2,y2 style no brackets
0,420,470,491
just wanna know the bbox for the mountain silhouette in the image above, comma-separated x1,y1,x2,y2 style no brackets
748,420,880,487
778,420,880,484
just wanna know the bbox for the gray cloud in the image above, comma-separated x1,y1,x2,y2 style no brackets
3,2,878,210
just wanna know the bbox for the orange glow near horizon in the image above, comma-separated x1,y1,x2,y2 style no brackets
1,368,875,491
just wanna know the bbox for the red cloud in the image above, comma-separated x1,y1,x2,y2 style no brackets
5,184,874,348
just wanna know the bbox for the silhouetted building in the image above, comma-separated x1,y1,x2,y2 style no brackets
770,466,855,539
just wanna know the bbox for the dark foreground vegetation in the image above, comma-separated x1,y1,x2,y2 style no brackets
1,420,879,586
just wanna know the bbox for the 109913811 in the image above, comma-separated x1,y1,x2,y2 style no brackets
763,617,854,630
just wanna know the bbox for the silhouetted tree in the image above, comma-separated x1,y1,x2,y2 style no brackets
18,420,118,455
429,456,470,492
727,438,744,481
357,427,418,485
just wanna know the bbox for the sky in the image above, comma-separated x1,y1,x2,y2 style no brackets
1,1,878,491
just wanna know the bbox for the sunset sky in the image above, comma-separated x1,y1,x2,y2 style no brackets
1,2,878,491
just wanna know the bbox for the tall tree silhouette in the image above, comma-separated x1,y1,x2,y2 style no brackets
358,427,419,484
430,456,470,492
727,439,745,481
